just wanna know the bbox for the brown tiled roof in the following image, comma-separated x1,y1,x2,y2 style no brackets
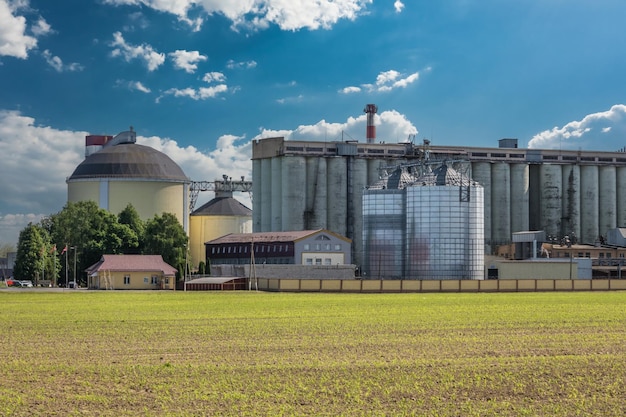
86,255,177,276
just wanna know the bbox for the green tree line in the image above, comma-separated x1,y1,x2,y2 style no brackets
13,201,188,286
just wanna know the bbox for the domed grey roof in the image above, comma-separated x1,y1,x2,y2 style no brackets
68,143,189,182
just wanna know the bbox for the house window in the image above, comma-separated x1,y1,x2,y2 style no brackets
315,244,321,250
606,253,612,258
305,258,313,265
324,258,331,265
324,244,331,250
334,244,341,251
124,275,130,285
303,244,310,250
144,277,149,283
165,278,169,284
599,253,604,258
151,276,158,285
315,258,322,265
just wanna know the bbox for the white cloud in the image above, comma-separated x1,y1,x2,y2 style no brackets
161,84,228,101
109,31,165,71
169,49,207,73
202,71,226,83
0,0,38,58
256,109,418,143
226,59,257,69
31,17,53,37
42,50,83,72
528,104,626,151
276,94,303,104
342,69,421,94
103,0,373,31
339,86,361,94
394,1,404,13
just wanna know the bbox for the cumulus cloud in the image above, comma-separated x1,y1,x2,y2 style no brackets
109,31,165,71
394,1,404,13
42,50,83,72
226,59,257,69
341,69,422,94
116,79,151,93
102,0,372,31
169,49,207,73
202,71,226,83
0,0,39,58
256,109,418,143
528,104,626,151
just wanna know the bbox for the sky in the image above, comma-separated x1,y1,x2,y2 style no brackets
2,0,626,246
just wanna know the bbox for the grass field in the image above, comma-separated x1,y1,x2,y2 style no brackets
0,290,625,416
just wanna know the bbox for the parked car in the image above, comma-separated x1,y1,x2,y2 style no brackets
6,278,18,287
20,280,33,287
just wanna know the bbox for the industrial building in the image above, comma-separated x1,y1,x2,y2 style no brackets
205,229,351,266
363,163,484,280
252,136,626,270
67,128,191,231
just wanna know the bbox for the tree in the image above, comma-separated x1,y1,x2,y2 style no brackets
144,212,188,276
47,201,138,285
13,223,48,282
0,243,15,258
118,204,144,254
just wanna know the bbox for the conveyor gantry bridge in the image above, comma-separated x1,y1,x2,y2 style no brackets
189,175,253,211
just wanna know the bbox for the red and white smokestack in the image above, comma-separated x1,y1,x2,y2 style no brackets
364,104,378,143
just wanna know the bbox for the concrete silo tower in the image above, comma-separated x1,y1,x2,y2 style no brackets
67,128,190,231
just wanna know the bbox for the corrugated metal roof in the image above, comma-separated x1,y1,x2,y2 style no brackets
207,229,351,244
191,197,251,216
85,254,177,275
414,163,475,186
68,143,189,182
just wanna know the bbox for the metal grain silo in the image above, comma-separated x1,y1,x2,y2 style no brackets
599,166,617,236
271,157,284,230
281,156,306,231
491,163,511,245
540,164,562,239
405,164,484,280
580,165,599,243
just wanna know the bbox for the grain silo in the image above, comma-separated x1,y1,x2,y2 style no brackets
67,128,190,230
362,163,484,280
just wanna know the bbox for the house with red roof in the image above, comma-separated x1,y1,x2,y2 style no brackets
86,255,177,290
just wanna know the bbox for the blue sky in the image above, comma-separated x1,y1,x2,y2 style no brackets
2,0,626,246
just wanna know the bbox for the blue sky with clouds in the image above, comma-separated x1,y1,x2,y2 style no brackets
1,0,626,246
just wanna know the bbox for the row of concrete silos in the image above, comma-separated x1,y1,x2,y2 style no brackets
472,162,626,247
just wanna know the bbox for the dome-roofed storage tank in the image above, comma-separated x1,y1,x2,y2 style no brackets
67,128,190,231
189,195,252,270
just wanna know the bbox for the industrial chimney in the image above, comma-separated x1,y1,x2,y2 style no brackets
364,104,378,144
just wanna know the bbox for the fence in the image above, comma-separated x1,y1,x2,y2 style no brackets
255,278,626,293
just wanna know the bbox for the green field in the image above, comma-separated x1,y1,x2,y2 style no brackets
1,290,625,416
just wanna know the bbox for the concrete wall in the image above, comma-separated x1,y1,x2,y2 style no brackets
210,264,356,279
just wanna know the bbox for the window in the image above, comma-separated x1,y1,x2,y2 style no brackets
586,252,591,258
334,244,341,251
305,258,313,265
315,258,322,265
151,276,158,285
599,253,605,258
315,244,321,250
124,275,130,285
165,278,169,284
324,258,331,265
324,244,331,250
303,244,310,250
144,277,149,283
